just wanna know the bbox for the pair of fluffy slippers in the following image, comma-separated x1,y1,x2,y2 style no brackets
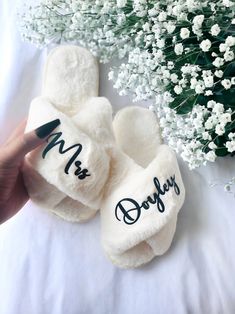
23,46,185,268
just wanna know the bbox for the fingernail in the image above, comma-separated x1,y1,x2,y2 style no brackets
35,119,61,139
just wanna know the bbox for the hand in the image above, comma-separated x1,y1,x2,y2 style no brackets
0,118,60,224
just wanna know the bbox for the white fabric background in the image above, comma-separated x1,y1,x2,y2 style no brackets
0,1,235,314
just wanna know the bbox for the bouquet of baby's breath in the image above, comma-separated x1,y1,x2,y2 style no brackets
18,0,235,176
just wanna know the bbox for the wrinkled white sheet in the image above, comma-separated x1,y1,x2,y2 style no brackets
0,1,235,314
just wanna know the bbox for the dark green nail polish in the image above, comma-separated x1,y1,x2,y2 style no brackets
35,119,61,139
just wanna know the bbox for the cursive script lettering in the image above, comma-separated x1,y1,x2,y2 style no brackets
115,175,180,225
42,132,91,180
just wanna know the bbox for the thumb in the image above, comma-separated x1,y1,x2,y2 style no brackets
0,119,61,166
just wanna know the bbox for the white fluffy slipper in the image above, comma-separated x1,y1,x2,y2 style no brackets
23,46,114,222
100,106,185,268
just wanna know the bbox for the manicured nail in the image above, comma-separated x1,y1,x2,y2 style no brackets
35,119,61,139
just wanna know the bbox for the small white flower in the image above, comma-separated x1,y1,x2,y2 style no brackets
213,102,224,114
228,132,235,139
213,57,224,68
210,3,216,12
195,81,205,94
208,142,217,150
174,43,184,55
225,36,235,47
202,70,212,77
179,78,187,88
158,11,167,22
226,140,235,153
219,43,227,52
202,131,211,140
170,73,178,83
205,90,213,96
223,0,233,7
108,70,114,80
220,113,231,123
190,77,197,89
200,39,212,52
224,50,234,62
205,118,214,130
215,70,223,78
210,24,221,36
180,28,190,39
142,22,150,32
215,124,225,136
193,15,204,26
205,150,216,162
165,22,176,34
221,79,232,90
232,77,235,85
204,76,214,88
157,39,165,49
117,0,127,8
174,85,183,94
167,61,174,70
207,100,217,109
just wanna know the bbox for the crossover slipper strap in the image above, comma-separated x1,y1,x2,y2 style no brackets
25,96,110,210
101,145,185,256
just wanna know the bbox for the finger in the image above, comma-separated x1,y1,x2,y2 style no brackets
0,172,29,224
0,119,61,166
4,119,27,145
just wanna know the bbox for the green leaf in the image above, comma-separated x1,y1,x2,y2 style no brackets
169,91,198,114
215,147,229,157
214,88,235,108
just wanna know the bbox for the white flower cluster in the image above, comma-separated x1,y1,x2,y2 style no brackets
18,0,235,180
18,0,73,46
106,0,235,170
19,0,149,62
154,99,235,169
109,47,167,101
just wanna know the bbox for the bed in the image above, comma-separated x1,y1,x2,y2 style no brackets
0,1,235,313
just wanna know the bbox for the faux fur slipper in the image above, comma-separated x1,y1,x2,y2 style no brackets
100,106,185,268
23,46,114,222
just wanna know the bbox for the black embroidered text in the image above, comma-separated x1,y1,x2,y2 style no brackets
115,176,180,225
42,132,91,180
